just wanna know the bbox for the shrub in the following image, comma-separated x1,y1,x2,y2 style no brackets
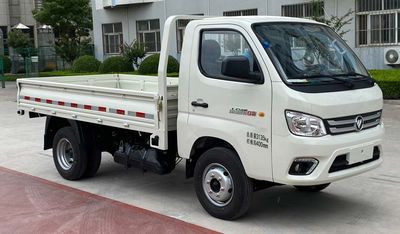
0,55,12,73
99,56,134,73
370,69,400,99
72,55,101,73
138,54,179,75
122,41,146,69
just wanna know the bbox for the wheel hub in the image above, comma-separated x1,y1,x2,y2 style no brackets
56,138,74,170
210,179,221,192
203,163,233,206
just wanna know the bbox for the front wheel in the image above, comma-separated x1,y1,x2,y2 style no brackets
194,147,253,220
294,183,331,192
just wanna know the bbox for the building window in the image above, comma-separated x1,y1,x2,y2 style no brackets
34,0,43,9
176,14,204,53
137,19,160,52
223,9,258,16
0,26,9,55
176,19,190,53
356,0,400,46
102,23,123,55
282,2,324,18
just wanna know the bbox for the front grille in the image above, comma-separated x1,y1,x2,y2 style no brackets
325,110,382,135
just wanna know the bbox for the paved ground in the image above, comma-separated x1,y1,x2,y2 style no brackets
0,166,216,234
1,81,400,233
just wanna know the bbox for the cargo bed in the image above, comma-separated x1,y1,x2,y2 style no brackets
17,74,178,140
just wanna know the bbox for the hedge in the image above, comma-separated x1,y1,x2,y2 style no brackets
72,55,101,73
0,55,12,73
99,56,134,73
370,70,400,99
138,54,179,75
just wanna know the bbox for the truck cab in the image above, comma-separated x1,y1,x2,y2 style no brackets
177,16,383,218
17,16,384,220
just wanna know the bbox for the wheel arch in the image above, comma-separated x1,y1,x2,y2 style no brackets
44,117,86,150
185,136,242,178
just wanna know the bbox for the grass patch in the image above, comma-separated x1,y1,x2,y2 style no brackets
40,70,101,77
2,74,25,81
369,70,400,99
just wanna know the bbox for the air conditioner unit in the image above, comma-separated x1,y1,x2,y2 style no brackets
384,48,400,65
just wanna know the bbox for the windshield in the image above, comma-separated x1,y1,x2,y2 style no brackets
253,23,369,82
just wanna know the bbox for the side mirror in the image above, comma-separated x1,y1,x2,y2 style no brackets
221,56,262,83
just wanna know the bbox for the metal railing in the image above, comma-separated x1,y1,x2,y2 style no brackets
0,57,5,88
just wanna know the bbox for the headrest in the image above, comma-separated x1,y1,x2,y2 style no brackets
201,40,221,61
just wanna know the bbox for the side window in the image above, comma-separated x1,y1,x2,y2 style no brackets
199,30,262,83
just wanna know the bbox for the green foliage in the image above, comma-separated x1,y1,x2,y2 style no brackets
0,55,12,73
33,0,93,63
72,55,101,73
310,0,354,38
8,30,34,57
99,56,134,73
14,48,38,58
369,70,400,99
8,30,31,49
39,70,100,77
138,54,179,75
122,41,146,69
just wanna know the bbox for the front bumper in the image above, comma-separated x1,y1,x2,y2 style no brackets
272,124,384,186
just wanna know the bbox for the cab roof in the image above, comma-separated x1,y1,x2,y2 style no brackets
199,16,324,26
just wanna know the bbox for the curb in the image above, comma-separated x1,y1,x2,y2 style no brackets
384,100,400,105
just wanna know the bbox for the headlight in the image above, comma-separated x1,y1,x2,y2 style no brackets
285,111,327,137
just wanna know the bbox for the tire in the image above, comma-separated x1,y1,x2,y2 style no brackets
52,127,88,180
83,147,101,178
194,147,253,220
294,183,331,192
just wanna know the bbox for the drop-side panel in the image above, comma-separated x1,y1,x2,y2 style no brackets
17,75,178,135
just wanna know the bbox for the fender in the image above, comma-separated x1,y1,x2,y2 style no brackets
44,116,90,150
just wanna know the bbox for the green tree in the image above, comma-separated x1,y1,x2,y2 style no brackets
122,40,146,69
8,30,34,58
310,0,354,38
8,30,31,49
33,0,92,64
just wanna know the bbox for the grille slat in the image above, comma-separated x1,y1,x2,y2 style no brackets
325,110,382,135
327,119,355,126
363,112,381,121
330,126,356,133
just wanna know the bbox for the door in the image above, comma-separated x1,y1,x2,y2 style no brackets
187,24,273,181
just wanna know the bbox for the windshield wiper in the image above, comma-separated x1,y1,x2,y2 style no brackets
330,72,370,79
331,72,375,85
289,74,355,88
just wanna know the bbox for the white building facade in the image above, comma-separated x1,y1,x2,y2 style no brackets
92,0,400,69
0,0,42,55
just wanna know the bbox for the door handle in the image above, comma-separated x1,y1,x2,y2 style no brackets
191,101,208,108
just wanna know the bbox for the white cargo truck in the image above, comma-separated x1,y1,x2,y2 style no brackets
17,16,384,220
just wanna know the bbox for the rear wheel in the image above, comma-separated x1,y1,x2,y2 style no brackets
194,147,253,220
294,183,330,192
53,127,88,180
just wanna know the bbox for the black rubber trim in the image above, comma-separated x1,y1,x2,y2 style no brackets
286,80,374,93
329,147,380,173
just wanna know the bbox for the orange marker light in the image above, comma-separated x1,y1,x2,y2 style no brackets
258,112,265,117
